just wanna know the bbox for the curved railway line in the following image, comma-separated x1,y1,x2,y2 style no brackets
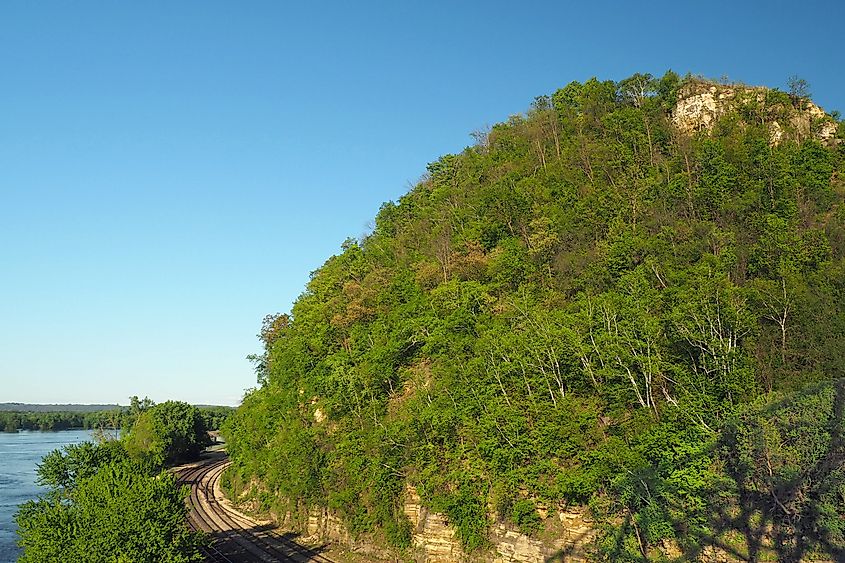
176,454,335,563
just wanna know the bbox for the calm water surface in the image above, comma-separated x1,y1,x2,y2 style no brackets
0,430,93,562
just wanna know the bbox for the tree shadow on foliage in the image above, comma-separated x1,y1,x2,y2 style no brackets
669,379,845,563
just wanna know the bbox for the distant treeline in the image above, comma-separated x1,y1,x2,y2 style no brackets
0,403,121,413
1,410,124,432
1,401,233,432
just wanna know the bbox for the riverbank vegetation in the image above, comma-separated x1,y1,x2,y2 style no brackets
222,72,845,560
14,400,212,561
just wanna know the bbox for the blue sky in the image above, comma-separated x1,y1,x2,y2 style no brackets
2,1,843,406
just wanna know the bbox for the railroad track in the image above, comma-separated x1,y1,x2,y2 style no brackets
176,454,335,563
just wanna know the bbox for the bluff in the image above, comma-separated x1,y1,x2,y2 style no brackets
222,72,845,561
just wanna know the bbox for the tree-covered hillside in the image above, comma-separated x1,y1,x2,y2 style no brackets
223,72,845,560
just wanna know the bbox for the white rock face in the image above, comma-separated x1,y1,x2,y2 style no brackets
672,85,738,134
671,81,838,146
769,121,784,145
819,120,838,143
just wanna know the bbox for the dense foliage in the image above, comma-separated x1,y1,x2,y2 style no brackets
15,399,214,560
198,405,234,431
124,400,212,468
16,440,206,562
223,72,845,560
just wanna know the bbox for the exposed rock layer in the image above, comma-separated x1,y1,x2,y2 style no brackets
273,484,597,562
671,81,838,145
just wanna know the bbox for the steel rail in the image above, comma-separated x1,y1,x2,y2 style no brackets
176,455,335,563
177,460,238,562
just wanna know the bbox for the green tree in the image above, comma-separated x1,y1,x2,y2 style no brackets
617,72,657,108
16,459,205,562
125,401,210,467
36,439,129,490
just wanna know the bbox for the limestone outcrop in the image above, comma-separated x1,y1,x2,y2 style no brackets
290,484,597,562
671,81,838,146
259,484,597,561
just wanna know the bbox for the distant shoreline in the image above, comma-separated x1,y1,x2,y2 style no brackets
2,426,115,433
0,403,122,413
1,403,229,412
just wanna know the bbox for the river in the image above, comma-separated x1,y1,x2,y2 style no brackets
0,430,93,562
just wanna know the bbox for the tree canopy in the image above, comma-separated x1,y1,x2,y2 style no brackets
16,399,214,560
16,440,206,562
124,400,211,468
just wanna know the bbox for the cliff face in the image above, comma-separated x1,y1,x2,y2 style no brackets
401,485,594,562
286,484,596,562
671,81,838,145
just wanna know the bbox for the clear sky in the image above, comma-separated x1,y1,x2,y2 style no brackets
2,1,843,406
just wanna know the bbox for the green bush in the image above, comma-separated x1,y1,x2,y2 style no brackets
509,499,542,535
